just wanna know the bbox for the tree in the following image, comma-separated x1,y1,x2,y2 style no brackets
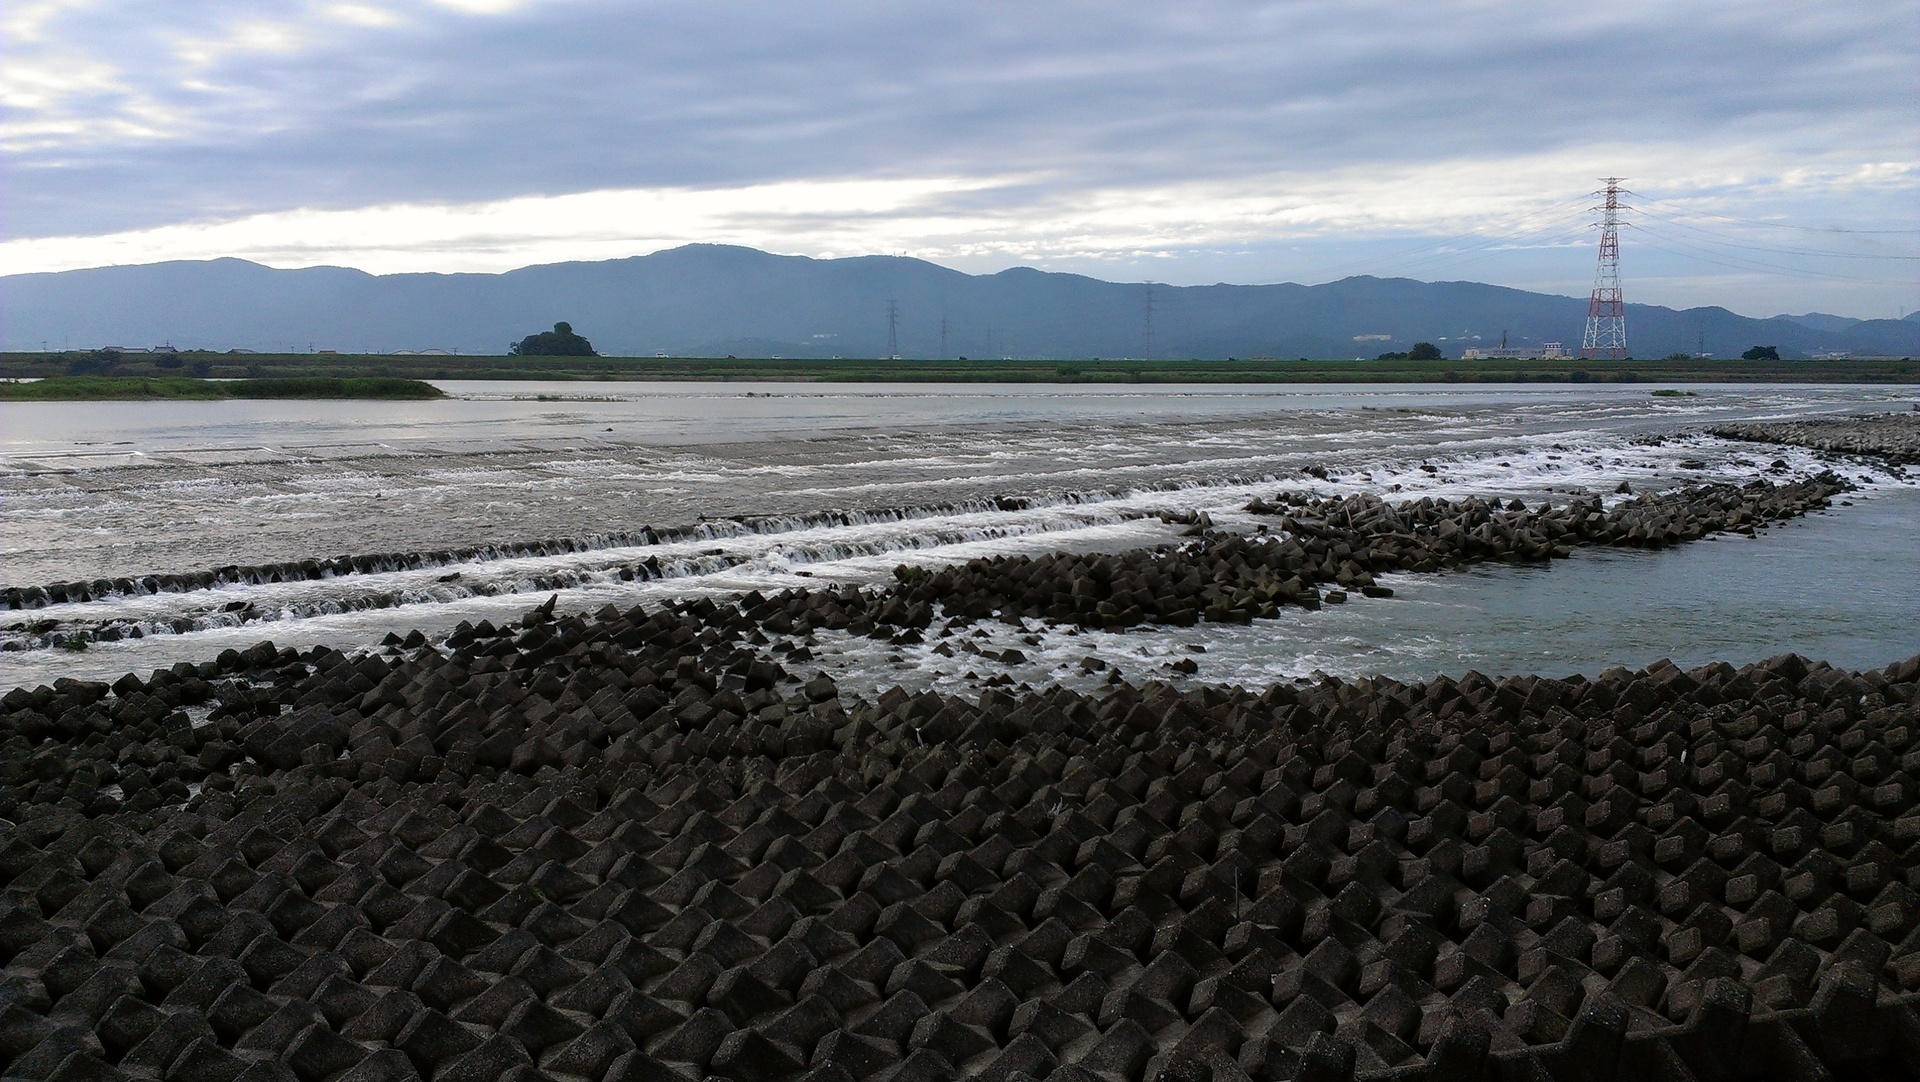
511,322,598,356
1408,342,1443,360
1741,345,1780,361
66,349,120,375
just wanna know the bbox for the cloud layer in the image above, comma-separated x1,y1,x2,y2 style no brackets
5,0,1917,315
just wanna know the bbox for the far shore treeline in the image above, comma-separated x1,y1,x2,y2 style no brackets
0,351,1915,393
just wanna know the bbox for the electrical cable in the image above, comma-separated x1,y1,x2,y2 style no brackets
1630,204,1920,260
1624,230,1912,286
1301,200,1594,282
1633,194,1920,235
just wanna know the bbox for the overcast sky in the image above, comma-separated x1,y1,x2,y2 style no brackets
5,0,1916,316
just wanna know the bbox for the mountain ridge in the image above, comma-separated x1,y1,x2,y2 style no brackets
5,244,1915,360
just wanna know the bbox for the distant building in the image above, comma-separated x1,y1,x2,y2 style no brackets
1461,341,1567,360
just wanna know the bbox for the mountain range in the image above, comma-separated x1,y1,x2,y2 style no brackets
4,244,1915,360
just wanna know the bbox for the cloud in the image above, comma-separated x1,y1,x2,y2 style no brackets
3,0,1916,313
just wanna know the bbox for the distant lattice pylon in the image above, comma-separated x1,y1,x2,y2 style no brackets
1581,178,1628,360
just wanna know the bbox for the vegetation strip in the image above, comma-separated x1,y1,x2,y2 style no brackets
0,376,445,401
4,352,1916,385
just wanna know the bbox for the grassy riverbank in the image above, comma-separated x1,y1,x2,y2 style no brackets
0,375,447,401
2,351,1915,384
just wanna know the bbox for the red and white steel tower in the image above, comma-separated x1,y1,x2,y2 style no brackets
1581,178,1628,359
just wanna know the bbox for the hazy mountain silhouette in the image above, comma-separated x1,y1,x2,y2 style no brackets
1774,312,1861,334
6,244,1915,360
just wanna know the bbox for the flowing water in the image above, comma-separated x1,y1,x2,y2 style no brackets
3,380,1915,690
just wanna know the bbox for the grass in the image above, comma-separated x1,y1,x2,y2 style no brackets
224,377,445,399
0,375,446,401
1,353,1915,386
0,376,230,400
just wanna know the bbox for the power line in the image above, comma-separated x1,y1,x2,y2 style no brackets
1625,232,1913,286
1630,204,1920,260
1301,200,1596,282
1632,194,1920,235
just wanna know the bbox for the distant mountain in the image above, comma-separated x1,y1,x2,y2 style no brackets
5,245,1916,360
1774,312,1863,334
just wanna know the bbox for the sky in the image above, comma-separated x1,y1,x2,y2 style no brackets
4,0,1917,318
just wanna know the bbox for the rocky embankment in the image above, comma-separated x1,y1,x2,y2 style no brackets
1709,414,1920,467
5,581,1920,1080
877,475,1851,631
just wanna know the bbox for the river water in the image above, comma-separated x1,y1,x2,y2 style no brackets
3,380,1915,690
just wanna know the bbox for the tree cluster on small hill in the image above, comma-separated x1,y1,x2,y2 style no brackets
1375,342,1444,361
511,322,597,356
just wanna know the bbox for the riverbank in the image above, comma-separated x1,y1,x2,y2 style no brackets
4,351,1917,385
0,375,446,401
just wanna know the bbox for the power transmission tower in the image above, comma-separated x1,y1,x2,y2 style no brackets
1141,282,1156,360
939,316,949,359
886,300,899,360
1581,178,1628,360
